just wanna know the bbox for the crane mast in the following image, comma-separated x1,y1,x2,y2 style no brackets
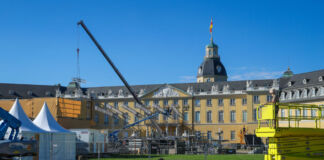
77,20,163,135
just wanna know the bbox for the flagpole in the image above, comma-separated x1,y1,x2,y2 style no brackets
210,18,213,42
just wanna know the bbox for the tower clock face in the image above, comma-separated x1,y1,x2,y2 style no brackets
216,65,222,73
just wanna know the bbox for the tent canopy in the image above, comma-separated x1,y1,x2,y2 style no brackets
33,102,70,133
9,98,46,133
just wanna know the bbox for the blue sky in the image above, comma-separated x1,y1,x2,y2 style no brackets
1,0,323,87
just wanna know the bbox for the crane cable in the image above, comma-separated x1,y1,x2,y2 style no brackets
76,25,81,81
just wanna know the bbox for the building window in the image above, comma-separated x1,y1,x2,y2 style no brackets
295,109,300,117
195,131,201,139
145,100,150,107
218,134,223,141
114,101,118,109
163,114,168,121
281,109,285,117
195,111,200,123
289,109,292,116
218,111,224,123
104,114,109,125
303,109,307,117
94,113,99,123
173,99,178,105
195,99,200,107
114,114,119,126
242,98,247,105
207,78,210,82
184,112,188,122
123,113,129,125
123,101,128,106
218,99,224,106
173,113,178,120
87,101,91,108
253,95,260,104
230,131,236,140
86,102,91,120
230,98,236,106
267,95,273,103
253,109,257,121
311,109,316,117
207,111,212,123
163,100,168,106
242,110,247,122
230,111,236,123
183,99,188,106
206,99,212,106
135,115,138,122
154,100,159,105
207,131,212,140
134,101,140,108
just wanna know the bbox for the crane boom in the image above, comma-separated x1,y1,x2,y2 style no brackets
77,20,163,135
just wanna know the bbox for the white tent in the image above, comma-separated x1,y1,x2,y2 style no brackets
33,102,76,160
33,102,70,132
8,98,46,133
4,98,50,160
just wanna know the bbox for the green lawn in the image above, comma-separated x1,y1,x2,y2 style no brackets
92,154,264,160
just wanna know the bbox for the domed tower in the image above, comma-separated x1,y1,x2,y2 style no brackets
197,21,227,83
282,67,294,78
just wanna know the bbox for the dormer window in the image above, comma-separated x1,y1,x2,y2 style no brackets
8,90,15,95
27,91,33,96
319,76,323,82
303,79,309,85
288,81,294,87
45,91,52,96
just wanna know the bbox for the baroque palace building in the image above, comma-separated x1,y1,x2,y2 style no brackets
1,38,324,144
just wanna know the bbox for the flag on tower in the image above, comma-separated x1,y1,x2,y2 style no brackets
210,18,213,33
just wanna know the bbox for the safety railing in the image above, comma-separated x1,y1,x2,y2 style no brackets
257,103,324,129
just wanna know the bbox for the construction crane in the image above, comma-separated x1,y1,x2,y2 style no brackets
77,20,163,135
122,104,139,116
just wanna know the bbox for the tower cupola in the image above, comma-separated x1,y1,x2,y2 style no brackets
282,67,294,78
205,38,219,59
197,19,227,83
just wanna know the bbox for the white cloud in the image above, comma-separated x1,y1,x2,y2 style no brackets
229,71,283,80
179,76,196,82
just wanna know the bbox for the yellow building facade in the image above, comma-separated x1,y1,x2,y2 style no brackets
1,37,324,145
